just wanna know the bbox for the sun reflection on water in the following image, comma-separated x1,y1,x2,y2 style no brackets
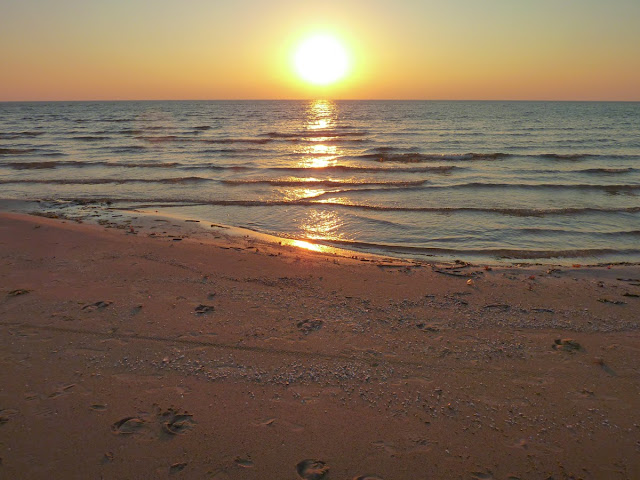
300,210,343,241
297,100,342,168
306,100,336,129
282,187,326,202
283,100,349,252
298,144,339,168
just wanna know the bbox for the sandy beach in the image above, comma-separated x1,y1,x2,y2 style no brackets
1,210,639,479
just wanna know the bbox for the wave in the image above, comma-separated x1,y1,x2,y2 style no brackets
101,118,131,123
48,197,640,218
267,165,459,174
198,148,267,155
1,160,458,174
0,148,66,157
4,161,62,170
222,179,428,188
0,148,38,155
261,130,367,139
2,160,246,170
516,227,640,237
201,138,272,145
71,135,113,141
580,167,635,174
110,145,148,153
114,127,171,136
539,153,602,160
439,182,640,191
300,238,640,260
528,167,636,175
116,129,142,135
307,183,640,198
304,138,364,145
0,131,45,139
0,177,211,185
1,176,421,188
113,161,181,168
358,151,640,163
139,135,191,144
309,204,640,216
359,152,510,163
4,160,183,169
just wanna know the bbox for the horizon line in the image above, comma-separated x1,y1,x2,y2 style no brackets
1,98,639,103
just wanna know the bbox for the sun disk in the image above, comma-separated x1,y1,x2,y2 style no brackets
294,34,349,86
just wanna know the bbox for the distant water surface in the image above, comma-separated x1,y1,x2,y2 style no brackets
1,100,639,264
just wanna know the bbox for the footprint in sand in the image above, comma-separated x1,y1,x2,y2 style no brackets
296,459,329,480
234,457,254,468
112,408,195,438
82,300,113,312
0,408,19,425
111,417,147,435
48,383,76,399
471,472,494,480
159,408,196,435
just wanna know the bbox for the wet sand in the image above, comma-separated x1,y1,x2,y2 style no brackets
1,211,639,479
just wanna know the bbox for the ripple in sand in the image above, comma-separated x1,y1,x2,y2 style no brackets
296,459,329,480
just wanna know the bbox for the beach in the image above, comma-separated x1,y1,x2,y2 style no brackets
1,211,639,479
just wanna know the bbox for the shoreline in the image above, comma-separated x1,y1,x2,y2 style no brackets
1,211,639,479
3,197,639,269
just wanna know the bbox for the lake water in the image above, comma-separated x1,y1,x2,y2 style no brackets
1,100,639,264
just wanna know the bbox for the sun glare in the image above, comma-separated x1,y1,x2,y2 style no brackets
294,35,349,86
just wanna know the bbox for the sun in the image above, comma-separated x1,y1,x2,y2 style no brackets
294,34,349,86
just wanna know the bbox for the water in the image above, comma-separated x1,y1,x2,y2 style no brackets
1,100,639,264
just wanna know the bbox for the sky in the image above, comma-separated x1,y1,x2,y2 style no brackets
1,0,639,101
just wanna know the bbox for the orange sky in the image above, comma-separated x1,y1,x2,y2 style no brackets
1,0,639,101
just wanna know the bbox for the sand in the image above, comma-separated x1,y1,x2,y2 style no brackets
0,210,639,479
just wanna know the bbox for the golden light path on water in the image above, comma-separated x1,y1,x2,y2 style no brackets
287,100,348,248
297,143,338,169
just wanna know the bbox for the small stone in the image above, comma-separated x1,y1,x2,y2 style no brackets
194,304,214,314
170,462,187,474
8,289,32,296
553,338,582,352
